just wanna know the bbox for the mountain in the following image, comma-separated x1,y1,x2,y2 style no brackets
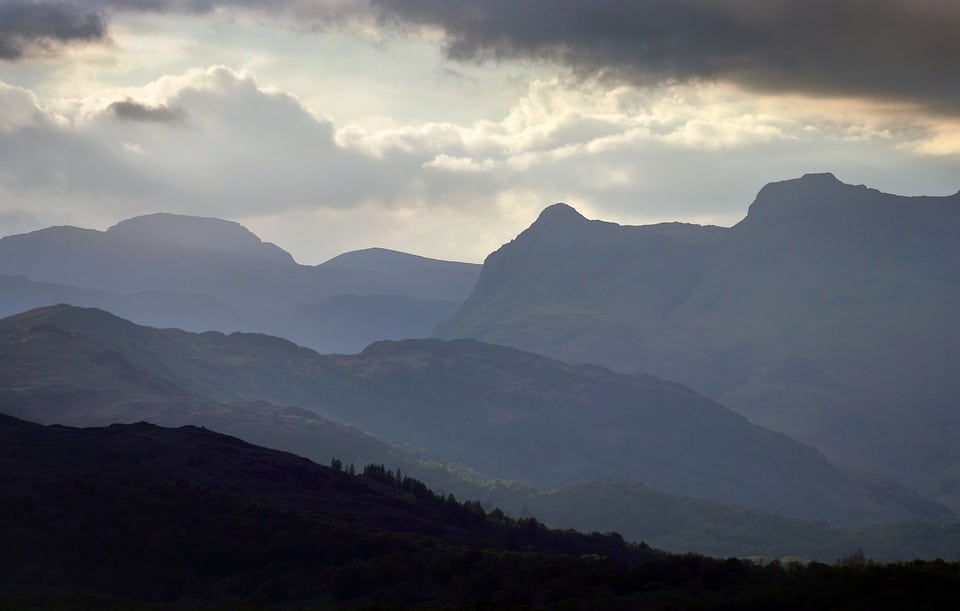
0,212,480,304
0,304,949,527
436,173,960,509
0,213,480,352
322,246,482,300
7,415,960,610
0,273,248,333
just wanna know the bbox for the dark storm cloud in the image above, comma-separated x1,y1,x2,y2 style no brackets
371,0,960,112
0,1,106,59
109,99,188,125
5,1,959,112
0,0,360,61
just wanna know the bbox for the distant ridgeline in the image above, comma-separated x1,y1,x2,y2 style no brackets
0,212,480,354
1,303,959,565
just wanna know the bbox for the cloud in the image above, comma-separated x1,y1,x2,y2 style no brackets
0,1,106,59
370,0,960,114
108,99,188,125
2,66,958,263
0,0,374,61
0,81,49,131
0,67,418,220
12,0,958,116
7,0,959,117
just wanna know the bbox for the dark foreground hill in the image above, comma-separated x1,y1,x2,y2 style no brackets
436,173,960,509
3,415,960,611
0,304,949,527
0,213,479,353
0,414,654,607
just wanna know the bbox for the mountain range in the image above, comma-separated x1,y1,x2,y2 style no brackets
3,171,960,563
0,213,479,353
437,173,960,510
0,303,948,529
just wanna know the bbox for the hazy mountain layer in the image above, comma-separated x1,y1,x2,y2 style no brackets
437,173,960,508
0,304,948,526
0,213,480,305
0,214,480,353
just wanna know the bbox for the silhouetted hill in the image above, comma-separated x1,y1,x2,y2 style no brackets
0,214,480,352
0,414,665,606
0,304,949,526
6,416,960,610
437,173,960,510
323,246,482,298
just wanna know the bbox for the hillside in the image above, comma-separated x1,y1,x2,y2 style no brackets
436,174,960,508
7,415,960,610
0,414,661,607
0,304,949,527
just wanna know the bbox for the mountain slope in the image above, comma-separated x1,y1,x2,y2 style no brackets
436,174,960,508
0,304,949,526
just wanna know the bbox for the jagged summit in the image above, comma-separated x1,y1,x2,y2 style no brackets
799,171,840,184
742,172,960,229
534,202,587,225
741,172,870,224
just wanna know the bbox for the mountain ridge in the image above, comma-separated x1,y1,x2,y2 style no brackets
0,214,481,353
436,173,960,510
0,303,950,526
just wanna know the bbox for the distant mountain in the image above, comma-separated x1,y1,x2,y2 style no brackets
322,246,482,300
0,304,948,526
0,274,248,332
437,174,960,509
0,213,480,352
490,479,960,562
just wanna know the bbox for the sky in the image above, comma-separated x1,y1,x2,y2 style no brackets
1,0,958,264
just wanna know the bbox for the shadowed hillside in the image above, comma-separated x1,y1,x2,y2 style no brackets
0,304,949,527
4,415,960,610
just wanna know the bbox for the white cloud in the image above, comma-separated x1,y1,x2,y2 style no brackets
1,65,958,263
423,154,495,173
0,81,48,131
